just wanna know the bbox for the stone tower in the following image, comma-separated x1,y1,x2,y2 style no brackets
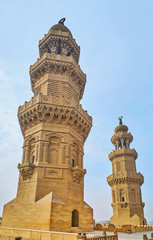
107,117,147,226
2,19,93,232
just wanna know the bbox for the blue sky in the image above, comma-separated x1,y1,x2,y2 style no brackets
0,0,153,222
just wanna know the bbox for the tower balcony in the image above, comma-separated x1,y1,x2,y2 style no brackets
107,172,144,187
18,93,92,141
111,131,133,143
109,148,138,161
30,53,86,100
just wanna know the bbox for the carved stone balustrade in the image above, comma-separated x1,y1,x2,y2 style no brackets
109,148,138,161
18,94,92,140
107,172,144,187
30,53,85,99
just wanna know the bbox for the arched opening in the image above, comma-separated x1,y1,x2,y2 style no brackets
30,149,35,164
32,155,35,163
72,159,75,167
50,148,58,165
71,210,79,227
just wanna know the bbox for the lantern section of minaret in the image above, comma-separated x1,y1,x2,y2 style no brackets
107,117,147,226
2,19,93,232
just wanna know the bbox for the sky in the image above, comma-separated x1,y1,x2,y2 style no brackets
0,0,153,222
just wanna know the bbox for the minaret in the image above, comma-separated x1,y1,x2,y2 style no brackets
2,19,93,232
107,117,147,226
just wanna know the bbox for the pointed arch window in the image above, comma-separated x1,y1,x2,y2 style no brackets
72,210,79,227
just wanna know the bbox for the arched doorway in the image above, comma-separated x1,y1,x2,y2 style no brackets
71,209,79,227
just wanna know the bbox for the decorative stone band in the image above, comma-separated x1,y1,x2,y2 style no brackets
111,202,145,209
111,201,145,209
30,53,86,99
107,172,144,187
18,93,91,121
44,167,63,179
109,148,138,161
39,35,80,63
18,95,92,140
112,202,128,208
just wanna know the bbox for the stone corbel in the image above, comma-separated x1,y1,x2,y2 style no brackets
72,167,86,184
18,162,35,181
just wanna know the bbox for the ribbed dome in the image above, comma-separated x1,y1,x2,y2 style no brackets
114,124,128,133
51,23,72,37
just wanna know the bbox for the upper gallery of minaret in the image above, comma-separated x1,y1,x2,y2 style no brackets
18,18,92,142
30,17,85,100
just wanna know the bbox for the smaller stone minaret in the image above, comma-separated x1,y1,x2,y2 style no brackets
107,117,147,226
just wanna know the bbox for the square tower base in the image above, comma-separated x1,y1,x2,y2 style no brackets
2,192,93,233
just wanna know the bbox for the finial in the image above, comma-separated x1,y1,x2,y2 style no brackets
118,116,123,125
58,18,66,25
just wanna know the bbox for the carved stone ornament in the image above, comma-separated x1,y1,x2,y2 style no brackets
18,101,92,141
44,168,63,179
18,163,35,181
108,175,144,187
30,57,85,99
72,168,86,184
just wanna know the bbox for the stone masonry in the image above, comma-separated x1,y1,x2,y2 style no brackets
2,19,93,233
107,117,147,226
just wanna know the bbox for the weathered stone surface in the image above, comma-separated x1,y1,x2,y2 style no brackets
2,20,93,233
0,228,77,240
107,120,147,226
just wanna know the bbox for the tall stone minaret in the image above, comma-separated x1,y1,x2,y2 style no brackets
2,19,93,232
107,117,147,226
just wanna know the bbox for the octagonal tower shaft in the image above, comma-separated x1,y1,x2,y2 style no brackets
2,21,93,232
107,122,147,226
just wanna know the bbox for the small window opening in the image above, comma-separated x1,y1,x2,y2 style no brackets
32,155,35,163
45,43,51,53
122,197,125,202
67,47,74,57
57,45,61,54
72,159,75,167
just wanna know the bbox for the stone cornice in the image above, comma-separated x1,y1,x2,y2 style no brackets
18,94,92,141
107,172,144,187
30,53,86,99
109,148,138,161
